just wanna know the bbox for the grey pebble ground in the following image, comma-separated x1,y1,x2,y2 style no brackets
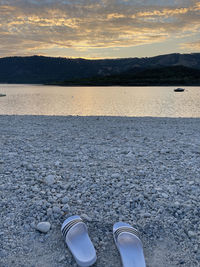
0,115,199,267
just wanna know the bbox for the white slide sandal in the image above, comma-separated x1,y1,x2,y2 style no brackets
61,215,97,267
113,222,146,267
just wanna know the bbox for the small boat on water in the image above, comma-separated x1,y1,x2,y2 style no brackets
174,88,184,92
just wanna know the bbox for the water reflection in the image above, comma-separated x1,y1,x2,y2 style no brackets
0,84,200,117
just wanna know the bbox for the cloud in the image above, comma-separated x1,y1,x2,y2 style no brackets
0,0,200,57
180,40,200,51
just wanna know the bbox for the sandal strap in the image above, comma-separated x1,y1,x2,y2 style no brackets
114,226,140,240
62,218,83,239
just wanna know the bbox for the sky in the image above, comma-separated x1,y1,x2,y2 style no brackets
0,0,200,59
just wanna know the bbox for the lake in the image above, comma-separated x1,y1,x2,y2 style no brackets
0,84,200,117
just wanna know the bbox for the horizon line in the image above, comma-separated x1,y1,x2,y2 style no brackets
0,52,199,61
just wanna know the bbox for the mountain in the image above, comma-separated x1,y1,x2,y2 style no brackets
0,53,200,84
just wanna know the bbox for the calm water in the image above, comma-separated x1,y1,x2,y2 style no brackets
0,84,200,117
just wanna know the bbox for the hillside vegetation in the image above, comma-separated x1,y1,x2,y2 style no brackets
59,66,200,86
0,53,200,85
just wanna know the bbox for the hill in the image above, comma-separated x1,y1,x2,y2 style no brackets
59,65,200,86
0,53,200,85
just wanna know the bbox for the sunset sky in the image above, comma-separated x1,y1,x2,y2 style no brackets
0,0,200,59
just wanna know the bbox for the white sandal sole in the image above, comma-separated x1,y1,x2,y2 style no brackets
113,222,146,267
61,215,97,267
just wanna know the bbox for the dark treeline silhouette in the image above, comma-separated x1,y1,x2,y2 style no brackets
0,53,200,85
60,65,200,86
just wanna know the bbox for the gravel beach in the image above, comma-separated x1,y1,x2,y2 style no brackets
0,115,199,267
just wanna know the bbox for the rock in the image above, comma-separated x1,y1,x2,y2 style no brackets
27,164,33,171
111,173,120,179
194,245,198,253
36,222,51,233
46,208,53,216
187,231,196,238
143,212,151,218
62,196,68,204
56,193,63,198
58,255,66,263
62,204,70,212
44,175,55,185
55,161,61,167
196,254,200,261
52,206,61,214
32,186,39,193
24,224,30,230
161,193,169,198
81,214,92,222
30,222,36,229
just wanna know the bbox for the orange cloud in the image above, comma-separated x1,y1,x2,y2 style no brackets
107,13,125,20
137,7,188,17
0,1,199,57
181,40,200,50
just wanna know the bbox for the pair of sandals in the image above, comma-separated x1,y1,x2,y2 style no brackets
61,215,146,267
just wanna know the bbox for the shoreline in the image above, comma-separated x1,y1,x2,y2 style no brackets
1,82,200,87
0,115,199,266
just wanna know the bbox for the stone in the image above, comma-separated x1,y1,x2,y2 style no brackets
111,173,120,179
187,231,196,238
161,193,169,198
47,208,53,216
30,222,36,229
62,196,68,204
143,212,151,218
44,175,55,185
36,222,51,233
81,214,92,222
55,161,61,167
58,255,66,263
62,204,70,212
53,206,61,214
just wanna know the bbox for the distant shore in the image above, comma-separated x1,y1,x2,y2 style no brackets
0,53,200,85
47,83,200,87
0,115,199,267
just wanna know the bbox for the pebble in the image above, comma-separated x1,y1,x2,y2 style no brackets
55,161,61,167
188,231,196,238
36,222,51,233
161,193,169,198
58,255,66,263
52,206,61,214
47,208,53,216
1,116,199,267
62,204,70,212
111,173,120,179
62,196,68,204
143,212,151,218
44,175,55,185
81,214,92,222
30,222,36,229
